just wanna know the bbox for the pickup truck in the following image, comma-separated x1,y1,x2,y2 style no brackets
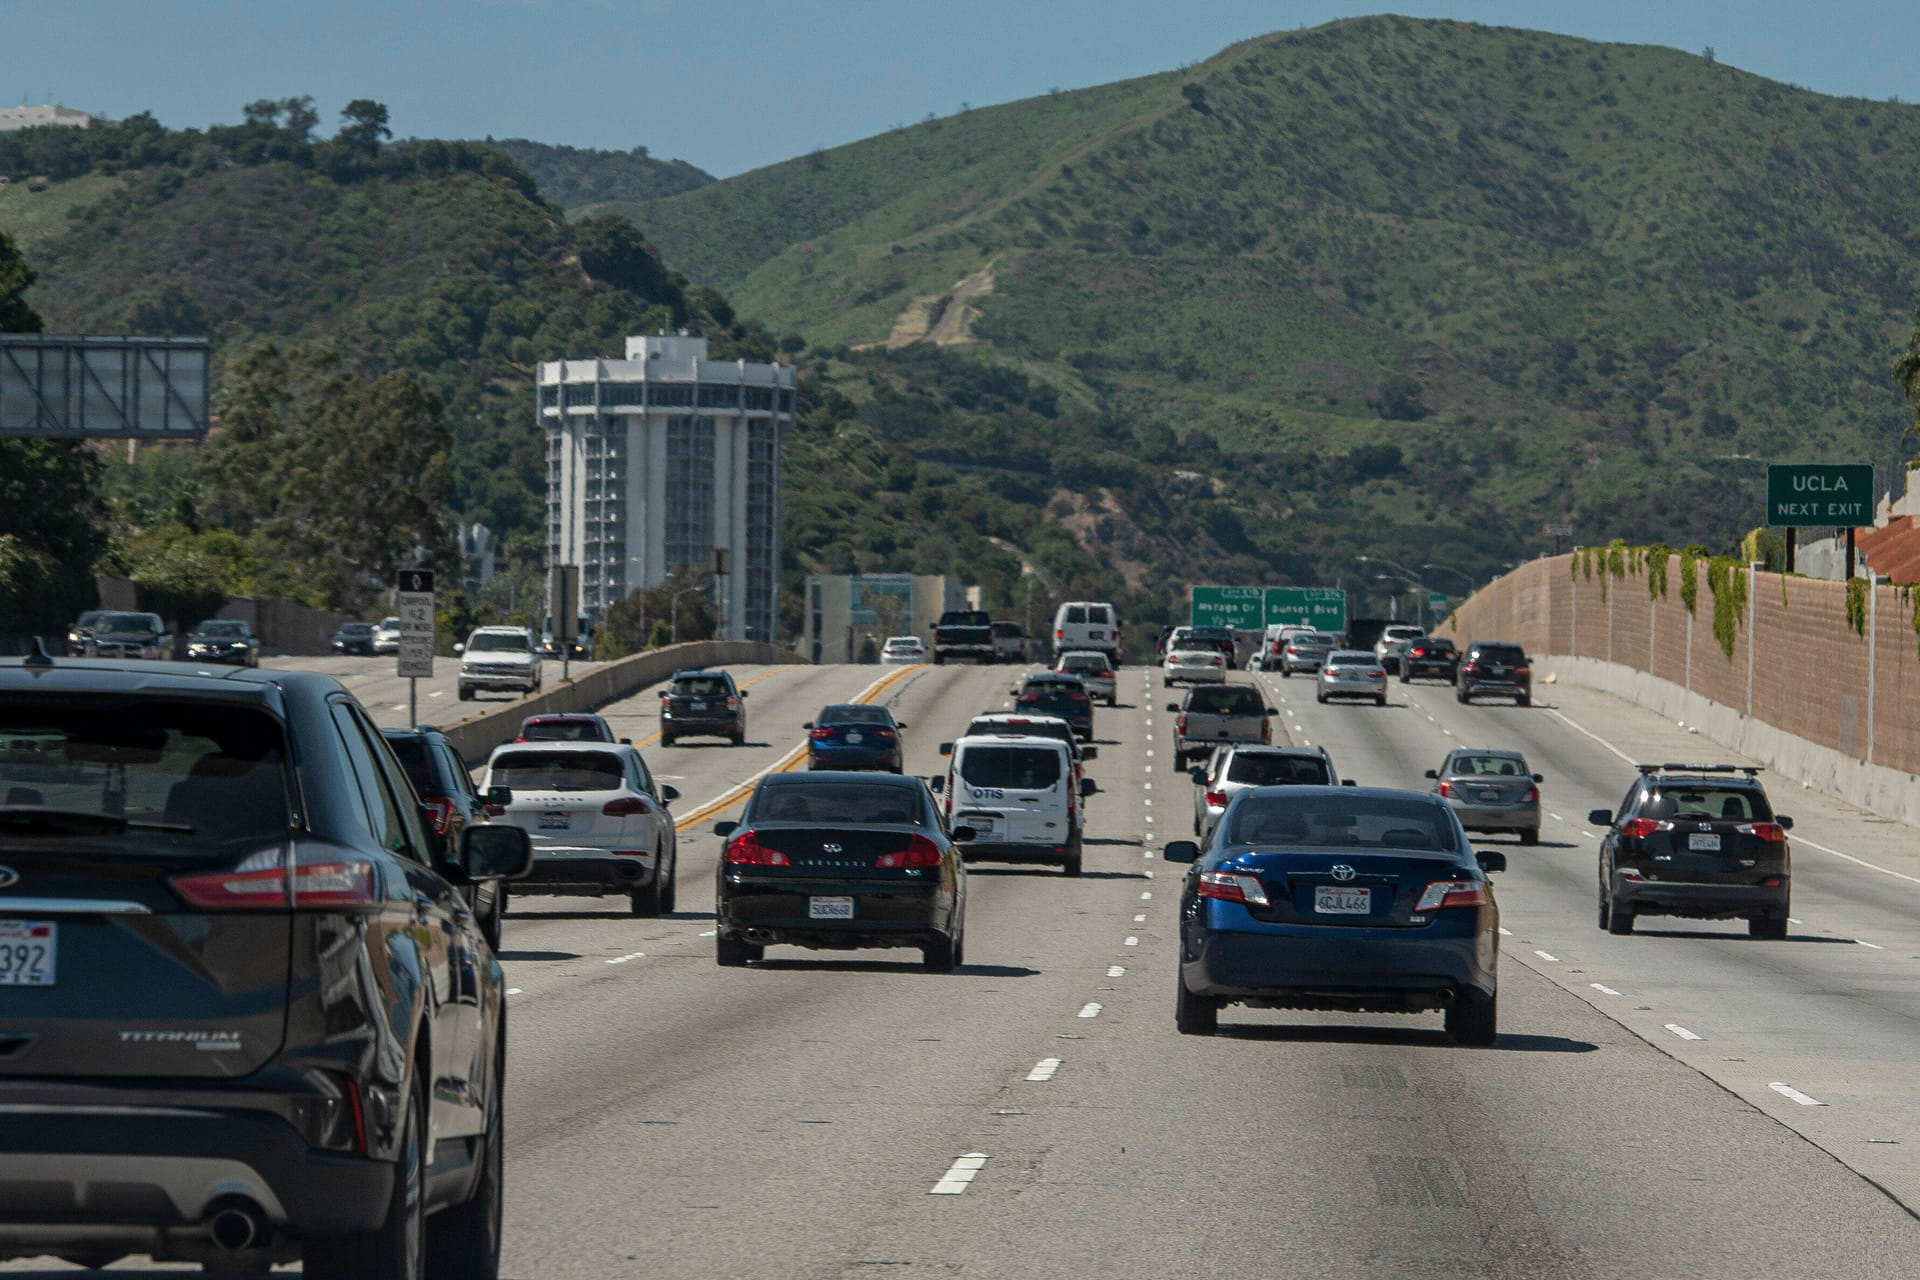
1166,683,1278,764
933,610,996,665
991,620,1027,664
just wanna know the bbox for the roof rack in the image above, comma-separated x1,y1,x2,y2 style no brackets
1635,762,1762,777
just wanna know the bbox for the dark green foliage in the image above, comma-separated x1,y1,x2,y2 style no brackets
480,139,712,209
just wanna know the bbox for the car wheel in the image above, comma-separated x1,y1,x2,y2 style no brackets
304,1069,426,1280
1606,901,1635,935
1517,694,1532,708
1457,690,1470,704
1374,694,1387,707
1174,973,1218,1035
1519,828,1539,846
660,733,676,747
1316,691,1327,704
425,1045,504,1280
480,895,503,951
1749,913,1788,940
1596,887,1611,931
922,934,958,973
1400,670,1410,684
629,872,663,918
658,854,677,915
1445,991,1498,1047
715,934,762,966
730,732,745,746
457,688,472,702
1279,668,1290,679
1062,840,1084,877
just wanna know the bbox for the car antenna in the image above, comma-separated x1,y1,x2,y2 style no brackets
23,636,55,669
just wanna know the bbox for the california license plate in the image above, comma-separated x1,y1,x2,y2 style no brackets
1688,833,1721,851
690,700,708,711
1479,790,1500,802
1314,887,1372,915
809,896,854,920
538,812,570,830
0,921,56,987
967,817,996,833
846,731,863,743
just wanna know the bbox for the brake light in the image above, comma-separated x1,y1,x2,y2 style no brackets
1177,715,1188,734
1437,780,1454,798
1462,663,1480,674
1055,629,1064,640
602,796,653,817
1512,666,1531,677
1069,691,1089,703
809,727,834,740
1414,880,1488,911
170,849,378,910
1168,654,1182,664
1525,785,1540,803
1098,669,1114,679
1205,790,1228,808
1017,693,1041,705
421,796,454,835
1198,869,1270,907
1286,645,1297,654
1619,818,1668,839
876,835,944,868
727,696,740,710
724,830,790,866
1738,821,1787,842
869,728,897,740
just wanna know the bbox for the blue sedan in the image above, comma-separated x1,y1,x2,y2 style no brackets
805,703,907,772
1163,786,1505,1044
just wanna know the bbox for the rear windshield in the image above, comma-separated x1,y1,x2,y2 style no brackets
1452,755,1529,777
820,705,891,725
1188,686,1262,716
490,750,625,792
522,719,605,742
671,676,731,697
1088,606,1111,624
1066,606,1087,624
1229,794,1456,851
0,700,288,847
1060,655,1106,673
1227,754,1331,786
959,746,1063,790
1327,652,1375,667
1645,787,1772,822
1472,645,1525,663
385,737,437,796
339,623,375,636
752,783,924,825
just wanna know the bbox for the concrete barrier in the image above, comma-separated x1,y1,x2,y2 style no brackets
436,640,799,764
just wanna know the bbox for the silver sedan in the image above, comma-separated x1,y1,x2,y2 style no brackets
1426,748,1542,845
1317,651,1388,706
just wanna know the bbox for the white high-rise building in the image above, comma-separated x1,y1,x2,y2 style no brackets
536,334,794,642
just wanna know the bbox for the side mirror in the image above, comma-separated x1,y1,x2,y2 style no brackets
938,742,953,756
895,721,907,729
928,777,945,794
485,785,513,810
1163,840,1201,864
1777,814,1794,830
1476,850,1508,875
1341,779,1358,787
461,824,533,881
1164,702,1179,713
951,825,976,843
713,820,738,837
1189,766,1207,785
1587,809,1612,826
1080,745,1098,760
1009,688,1021,697
802,722,814,730
1266,706,1280,715
1532,773,1544,784
738,690,748,698
453,642,465,655
1080,778,1097,797
1423,769,1438,779
661,784,680,804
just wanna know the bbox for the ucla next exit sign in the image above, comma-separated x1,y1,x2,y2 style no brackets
1766,464,1873,528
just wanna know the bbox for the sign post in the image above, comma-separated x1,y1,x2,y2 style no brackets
1766,463,1873,577
549,565,580,682
395,569,435,726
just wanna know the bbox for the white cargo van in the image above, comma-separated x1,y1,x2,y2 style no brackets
933,735,1090,876
1052,601,1121,664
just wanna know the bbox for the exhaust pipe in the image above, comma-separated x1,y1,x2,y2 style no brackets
204,1198,265,1253
1433,988,1457,1006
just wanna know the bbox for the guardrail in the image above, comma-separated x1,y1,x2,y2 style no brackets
436,640,800,764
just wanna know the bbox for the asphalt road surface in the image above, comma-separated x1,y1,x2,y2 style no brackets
260,654,606,729
14,659,1920,1277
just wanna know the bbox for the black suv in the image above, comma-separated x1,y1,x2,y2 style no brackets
0,654,531,1277
659,669,748,745
1457,641,1531,705
1011,673,1095,741
1401,636,1459,683
382,725,510,947
1590,764,1793,939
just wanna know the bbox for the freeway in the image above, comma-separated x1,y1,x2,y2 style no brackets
16,659,1920,1277
259,654,607,730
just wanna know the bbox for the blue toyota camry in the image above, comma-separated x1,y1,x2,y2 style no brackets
1163,786,1505,1044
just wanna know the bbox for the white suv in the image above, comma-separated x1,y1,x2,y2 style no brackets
458,626,543,701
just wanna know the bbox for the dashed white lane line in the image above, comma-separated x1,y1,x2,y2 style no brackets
1143,782,1152,790
1664,1023,1703,1041
1077,1002,1103,1018
1133,913,1147,922
1144,816,1155,823
698,930,717,937
1857,940,1885,949
1107,965,1126,977
1124,936,1139,946
1534,949,1560,962
929,1152,991,1194
1498,927,1512,936
1549,812,1564,822
606,952,646,965
1025,1058,1062,1082
1143,799,1153,807
506,987,524,996
1789,917,1803,925
1770,1082,1827,1107
1590,983,1621,996
429,689,445,697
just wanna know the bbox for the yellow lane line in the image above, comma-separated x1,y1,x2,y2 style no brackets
673,663,926,833
628,663,803,749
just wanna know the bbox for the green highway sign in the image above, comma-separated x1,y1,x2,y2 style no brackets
1262,587,1347,634
1190,586,1265,630
1427,592,1449,610
1766,463,1873,528
1192,586,1347,634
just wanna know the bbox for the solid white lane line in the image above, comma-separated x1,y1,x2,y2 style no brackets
1544,706,1637,765
1770,1083,1826,1107
1124,936,1139,946
1107,965,1126,977
1077,1002,1102,1018
1590,983,1621,996
1534,950,1560,962
929,1153,991,1195
1664,1024,1703,1041
1857,940,1885,949
1025,1058,1062,1082
606,952,646,965
1793,833,1920,887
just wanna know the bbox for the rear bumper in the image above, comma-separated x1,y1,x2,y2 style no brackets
961,839,1073,865
1166,669,1226,683
661,715,741,735
1612,874,1787,919
1183,926,1494,1009
1282,656,1327,673
1461,679,1529,698
1404,662,1457,680
1319,680,1386,698
1448,802,1540,832
460,675,536,691
518,853,657,894
808,746,901,770
719,879,951,948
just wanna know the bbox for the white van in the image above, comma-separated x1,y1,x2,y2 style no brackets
934,735,1089,876
1052,601,1121,663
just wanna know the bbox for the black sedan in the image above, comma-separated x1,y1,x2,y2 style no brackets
330,621,377,655
185,618,262,668
1163,786,1505,1044
713,773,968,971
805,703,907,772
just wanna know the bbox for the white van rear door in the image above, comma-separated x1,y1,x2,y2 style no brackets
952,743,1068,846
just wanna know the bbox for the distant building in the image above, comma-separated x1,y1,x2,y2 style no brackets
0,104,102,133
804,574,969,664
536,334,794,642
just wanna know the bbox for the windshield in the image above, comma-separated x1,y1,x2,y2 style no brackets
1327,652,1375,667
1060,655,1106,673
196,621,249,638
1227,754,1331,785
0,700,288,847
966,720,1072,749
96,612,156,634
1473,645,1525,663
1228,793,1456,851
1646,787,1772,822
468,632,531,652
958,745,1063,790
489,750,624,791
385,737,437,796
751,782,924,825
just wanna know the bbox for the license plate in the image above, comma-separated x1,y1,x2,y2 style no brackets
538,812,570,830
1090,631,1104,640
1314,887,1371,915
967,817,996,833
1688,833,1721,851
809,896,854,920
690,700,708,711
0,921,56,986
1489,666,1509,675
846,731,863,743
1479,790,1500,803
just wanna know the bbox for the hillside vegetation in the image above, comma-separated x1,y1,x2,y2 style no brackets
619,16,1920,577
478,138,711,208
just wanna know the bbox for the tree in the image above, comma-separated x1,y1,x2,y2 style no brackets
597,566,717,655
1897,307,1920,462
335,99,392,158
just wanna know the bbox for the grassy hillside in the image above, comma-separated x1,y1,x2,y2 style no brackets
619,16,1920,577
479,138,711,208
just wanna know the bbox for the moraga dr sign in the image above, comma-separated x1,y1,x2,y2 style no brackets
1766,464,1873,529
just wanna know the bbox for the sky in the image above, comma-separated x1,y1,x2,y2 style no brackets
3,1,1916,178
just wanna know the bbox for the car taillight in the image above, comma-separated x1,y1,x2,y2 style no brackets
876,834,944,868
420,796,454,835
1619,818,1668,839
1070,691,1089,703
869,728,897,740
1411,647,1426,657
1413,880,1488,911
809,727,834,740
1512,666,1531,677
1168,654,1182,664
1738,821,1787,842
1017,693,1040,705
1525,785,1539,803
170,849,378,911
1055,629,1064,640
1286,645,1297,654
1177,715,1188,734
1098,669,1114,679
724,830,790,866
1462,663,1480,674
602,796,653,817
1437,780,1454,798
1205,790,1228,808
727,696,740,710
1198,870,1270,907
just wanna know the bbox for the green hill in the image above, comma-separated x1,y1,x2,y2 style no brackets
478,138,712,209
616,16,1920,568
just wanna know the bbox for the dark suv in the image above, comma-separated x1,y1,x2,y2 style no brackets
1591,764,1793,938
0,654,531,1277
381,725,510,947
1011,673,1095,741
1456,641,1531,706
659,669,748,746
1401,636,1459,683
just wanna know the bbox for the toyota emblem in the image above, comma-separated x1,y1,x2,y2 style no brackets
1330,864,1357,882
0,866,17,890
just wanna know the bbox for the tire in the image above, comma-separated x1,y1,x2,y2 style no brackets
480,895,503,951
730,731,746,747
1279,668,1290,679
457,688,472,703
922,934,958,973
1316,691,1327,704
1457,690,1470,704
715,933,762,966
629,870,663,917
1375,694,1387,707
1063,840,1084,877
424,1046,504,1280
1174,973,1219,1035
1517,694,1532,708
1400,670,1410,684
1519,828,1539,846
658,854,677,915
1749,913,1788,940
1445,991,1498,1046
304,1069,426,1280
1606,901,1635,935
1596,887,1611,931
660,733,676,748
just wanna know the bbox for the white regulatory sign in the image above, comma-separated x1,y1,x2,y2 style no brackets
396,589,435,679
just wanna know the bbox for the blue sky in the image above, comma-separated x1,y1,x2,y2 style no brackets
3,2,1914,177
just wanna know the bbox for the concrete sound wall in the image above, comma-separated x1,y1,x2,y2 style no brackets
1437,555,1920,825
436,640,798,765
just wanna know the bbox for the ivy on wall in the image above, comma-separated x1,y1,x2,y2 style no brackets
1846,577,1868,637
1706,555,1748,659
1645,544,1671,599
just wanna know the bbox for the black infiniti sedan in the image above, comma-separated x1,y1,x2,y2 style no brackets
713,773,968,971
1164,786,1505,1044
